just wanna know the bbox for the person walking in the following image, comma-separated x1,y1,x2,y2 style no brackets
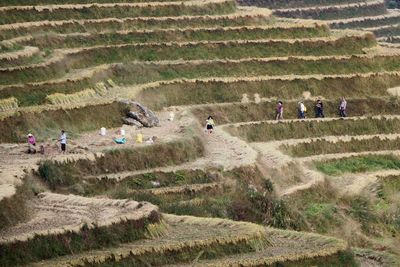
275,101,283,120
27,133,36,154
298,101,306,119
315,99,324,118
206,116,215,134
339,97,347,118
58,130,67,153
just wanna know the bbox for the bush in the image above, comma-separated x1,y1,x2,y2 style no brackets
38,160,78,190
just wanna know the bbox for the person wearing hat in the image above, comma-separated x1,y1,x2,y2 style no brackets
27,133,36,154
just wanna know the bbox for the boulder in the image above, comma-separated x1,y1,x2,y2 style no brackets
122,117,143,128
120,100,159,127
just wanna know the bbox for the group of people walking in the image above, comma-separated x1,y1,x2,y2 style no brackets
205,97,348,134
276,97,347,121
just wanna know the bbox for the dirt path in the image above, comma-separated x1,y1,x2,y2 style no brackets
89,123,258,181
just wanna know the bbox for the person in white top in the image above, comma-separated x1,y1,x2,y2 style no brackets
58,130,67,153
298,101,307,119
339,97,347,118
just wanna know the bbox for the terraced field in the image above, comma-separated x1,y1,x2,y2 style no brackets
0,0,400,266
237,0,400,47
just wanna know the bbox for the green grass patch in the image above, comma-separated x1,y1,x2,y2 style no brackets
316,154,400,176
305,203,339,233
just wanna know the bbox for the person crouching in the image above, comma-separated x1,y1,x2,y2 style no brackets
27,133,36,154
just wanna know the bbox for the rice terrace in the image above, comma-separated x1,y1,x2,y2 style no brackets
1,0,400,265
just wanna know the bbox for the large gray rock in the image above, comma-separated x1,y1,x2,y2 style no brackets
120,100,159,127
122,117,143,128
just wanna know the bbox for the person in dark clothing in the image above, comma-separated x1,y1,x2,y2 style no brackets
315,99,325,118
275,101,283,120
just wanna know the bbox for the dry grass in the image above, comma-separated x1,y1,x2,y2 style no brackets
0,175,34,231
0,192,163,266
0,45,38,62
0,97,18,112
45,89,97,105
33,214,269,266
0,101,125,142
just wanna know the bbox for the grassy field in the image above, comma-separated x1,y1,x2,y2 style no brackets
137,73,400,110
238,0,365,9
18,25,331,49
0,34,376,86
227,117,400,142
316,154,400,175
284,180,399,260
0,101,126,142
0,13,273,40
191,98,400,124
273,1,387,20
0,1,237,25
38,136,204,189
1,0,400,264
282,136,400,157
6,54,400,106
